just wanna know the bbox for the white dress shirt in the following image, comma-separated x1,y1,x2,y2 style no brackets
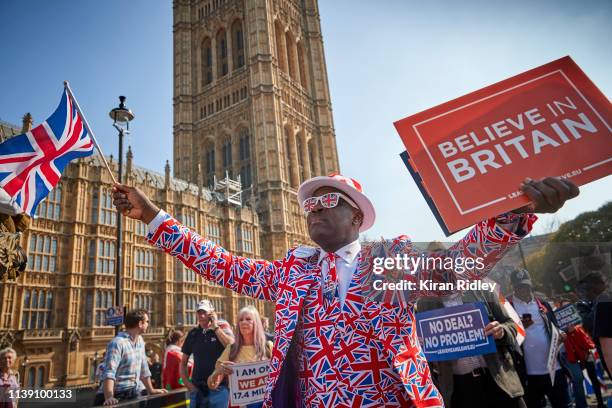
512,296,559,375
148,210,166,234
317,240,361,308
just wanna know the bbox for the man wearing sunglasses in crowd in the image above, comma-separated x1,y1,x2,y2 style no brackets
112,172,579,407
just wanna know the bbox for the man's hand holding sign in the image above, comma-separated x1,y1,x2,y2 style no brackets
515,177,580,214
484,320,505,340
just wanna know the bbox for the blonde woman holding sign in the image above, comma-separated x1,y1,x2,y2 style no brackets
208,306,272,408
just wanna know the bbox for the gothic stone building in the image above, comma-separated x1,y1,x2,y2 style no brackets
1,116,268,388
0,0,340,388
173,0,340,258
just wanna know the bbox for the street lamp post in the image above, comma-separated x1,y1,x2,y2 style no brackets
109,96,134,335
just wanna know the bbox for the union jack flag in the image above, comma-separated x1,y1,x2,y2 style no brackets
0,89,94,215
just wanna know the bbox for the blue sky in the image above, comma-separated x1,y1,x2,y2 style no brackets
1,0,610,241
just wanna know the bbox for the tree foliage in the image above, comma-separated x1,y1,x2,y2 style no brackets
526,202,612,293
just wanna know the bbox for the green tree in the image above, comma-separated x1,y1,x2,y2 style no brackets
526,202,611,293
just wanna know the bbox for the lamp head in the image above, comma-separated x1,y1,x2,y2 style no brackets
109,95,135,128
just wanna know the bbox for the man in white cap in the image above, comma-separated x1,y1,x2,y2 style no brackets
113,173,578,407
181,299,234,408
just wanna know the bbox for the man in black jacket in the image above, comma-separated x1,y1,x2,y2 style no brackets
419,288,526,408
576,271,611,379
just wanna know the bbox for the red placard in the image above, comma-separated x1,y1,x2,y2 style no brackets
394,56,612,235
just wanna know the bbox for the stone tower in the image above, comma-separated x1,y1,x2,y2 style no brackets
173,0,340,258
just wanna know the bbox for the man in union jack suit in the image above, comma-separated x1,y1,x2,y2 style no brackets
113,173,578,407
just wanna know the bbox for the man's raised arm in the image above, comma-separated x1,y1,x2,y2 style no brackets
112,183,283,302
417,176,580,297
367,177,579,303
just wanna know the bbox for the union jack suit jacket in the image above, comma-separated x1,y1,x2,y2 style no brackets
147,211,536,407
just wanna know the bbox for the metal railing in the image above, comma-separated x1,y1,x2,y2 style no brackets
115,388,189,408
18,387,189,408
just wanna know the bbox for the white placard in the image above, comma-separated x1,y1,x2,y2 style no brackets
546,324,561,384
229,360,270,406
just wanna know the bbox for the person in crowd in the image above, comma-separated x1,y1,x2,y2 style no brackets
181,300,234,408
162,330,193,390
508,269,569,408
95,352,107,386
208,306,272,408
594,288,612,376
149,353,162,389
561,321,604,408
0,348,19,408
113,173,578,407
94,309,166,406
418,287,526,408
576,271,612,378
261,317,274,343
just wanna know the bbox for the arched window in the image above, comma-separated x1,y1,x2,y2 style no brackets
238,129,251,188
296,137,304,183
202,37,213,85
27,234,57,273
285,32,297,80
309,138,317,175
47,293,53,326
22,289,53,329
239,131,250,161
95,290,114,326
274,21,287,72
91,189,99,224
27,367,35,388
97,240,116,274
284,127,298,188
96,188,116,226
284,129,291,183
239,164,251,188
36,184,62,220
21,289,30,328
297,42,308,89
222,139,232,177
134,248,155,281
36,366,44,388
231,20,244,70
216,29,228,77
204,145,215,186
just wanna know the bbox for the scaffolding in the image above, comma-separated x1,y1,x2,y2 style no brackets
213,171,243,206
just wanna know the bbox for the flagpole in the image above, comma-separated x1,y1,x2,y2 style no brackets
63,81,118,184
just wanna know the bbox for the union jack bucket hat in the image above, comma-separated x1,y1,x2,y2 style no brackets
297,173,376,232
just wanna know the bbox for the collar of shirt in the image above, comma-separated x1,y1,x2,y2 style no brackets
118,331,141,346
442,293,463,307
513,296,536,307
317,240,361,266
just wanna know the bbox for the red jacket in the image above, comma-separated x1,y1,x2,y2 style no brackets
162,345,192,390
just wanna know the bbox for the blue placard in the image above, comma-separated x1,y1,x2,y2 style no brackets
105,306,124,326
553,304,582,330
416,302,496,361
